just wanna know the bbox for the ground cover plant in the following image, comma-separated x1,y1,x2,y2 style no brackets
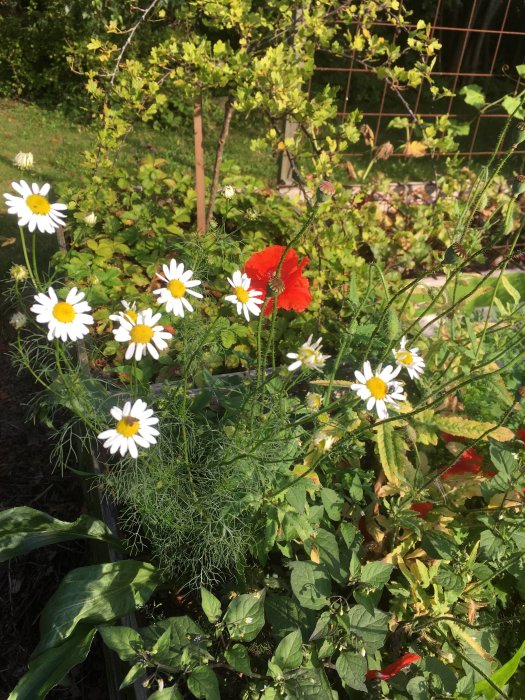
2,113,525,698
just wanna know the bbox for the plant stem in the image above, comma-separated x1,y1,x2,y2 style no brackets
18,226,39,289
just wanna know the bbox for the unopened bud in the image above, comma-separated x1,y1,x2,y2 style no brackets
84,211,97,226
375,141,394,160
13,152,34,170
10,312,27,330
512,174,525,197
9,264,29,281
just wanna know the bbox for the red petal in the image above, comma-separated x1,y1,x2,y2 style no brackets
410,502,433,518
441,447,484,479
367,653,421,681
517,428,525,443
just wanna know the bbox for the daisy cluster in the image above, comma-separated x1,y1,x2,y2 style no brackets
5,178,426,459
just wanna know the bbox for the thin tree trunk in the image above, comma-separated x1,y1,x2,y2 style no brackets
193,92,206,233
206,96,235,227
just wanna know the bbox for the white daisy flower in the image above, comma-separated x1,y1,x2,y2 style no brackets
153,259,203,317
306,392,323,411
224,270,264,321
392,336,425,380
113,308,172,361
351,361,405,420
287,335,330,373
9,312,27,330
3,181,67,234
109,300,140,325
97,399,159,459
13,152,34,170
30,286,93,342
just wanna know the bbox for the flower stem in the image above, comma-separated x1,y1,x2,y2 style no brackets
18,226,39,289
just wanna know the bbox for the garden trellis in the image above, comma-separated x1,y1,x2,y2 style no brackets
307,0,525,160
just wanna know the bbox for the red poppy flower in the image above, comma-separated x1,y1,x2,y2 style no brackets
441,447,484,479
411,502,433,518
517,428,525,443
366,652,421,681
243,245,311,316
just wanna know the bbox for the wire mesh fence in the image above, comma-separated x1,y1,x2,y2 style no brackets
310,0,525,160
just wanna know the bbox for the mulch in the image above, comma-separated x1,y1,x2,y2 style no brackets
0,325,106,699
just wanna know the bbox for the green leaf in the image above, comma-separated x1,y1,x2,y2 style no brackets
502,94,525,119
460,84,485,109
305,529,347,585
434,567,463,592
265,594,317,641
274,629,303,670
421,531,456,560
473,640,525,699
99,625,143,661
375,423,414,488
201,587,222,624
434,415,513,443
225,644,252,675
149,689,183,700
187,665,220,700
283,666,334,699
224,590,266,642
8,626,96,700
359,561,394,588
516,64,525,78
489,443,518,490
119,662,147,689
335,652,367,691
406,676,429,699
320,488,344,521
34,561,161,655
0,507,120,562
340,605,389,654
290,561,331,610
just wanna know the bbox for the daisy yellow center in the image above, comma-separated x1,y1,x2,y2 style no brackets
26,194,51,215
366,376,387,400
235,286,250,303
52,301,76,323
396,349,413,365
167,279,186,298
130,324,154,344
124,309,138,323
116,416,140,437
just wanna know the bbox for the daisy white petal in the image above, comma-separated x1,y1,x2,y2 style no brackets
286,336,330,372
29,286,93,343
351,360,407,419
97,400,159,459
3,180,67,234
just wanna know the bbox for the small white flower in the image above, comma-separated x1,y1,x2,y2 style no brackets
30,286,93,342
9,312,27,330
97,399,159,459
109,300,140,325
287,335,330,372
13,152,34,170
9,264,29,282
244,617,253,624
3,180,67,234
351,361,405,420
224,270,263,321
153,259,203,317
222,185,235,199
312,429,338,452
113,308,172,361
84,211,97,226
306,392,323,411
392,336,425,380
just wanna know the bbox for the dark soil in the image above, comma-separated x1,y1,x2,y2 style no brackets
0,325,107,700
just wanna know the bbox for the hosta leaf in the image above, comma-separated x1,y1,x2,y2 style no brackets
34,561,161,655
0,507,120,562
433,415,514,442
8,626,96,700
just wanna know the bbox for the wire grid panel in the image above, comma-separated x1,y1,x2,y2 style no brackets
312,0,525,158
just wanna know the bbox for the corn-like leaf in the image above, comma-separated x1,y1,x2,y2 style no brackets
434,415,514,442
375,423,415,489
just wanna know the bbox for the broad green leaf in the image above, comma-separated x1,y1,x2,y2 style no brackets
290,561,331,610
187,665,220,700
473,640,525,699
434,567,463,592
305,529,346,585
422,531,456,560
489,443,518,490
201,587,222,624
265,594,317,640
224,590,266,642
34,561,161,655
0,507,120,562
149,689,183,700
516,64,525,77
359,561,394,588
99,625,144,661
283,666,333,699
274,629,303,670
320,488,344,521
460,84,485,109
340,605,389,653
140,616,205,667
502,94,525,119
225,644,252,675
434,415,513,442
8,626,96,700
119,662,147,689
406,676,429,699
335,652,367,691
